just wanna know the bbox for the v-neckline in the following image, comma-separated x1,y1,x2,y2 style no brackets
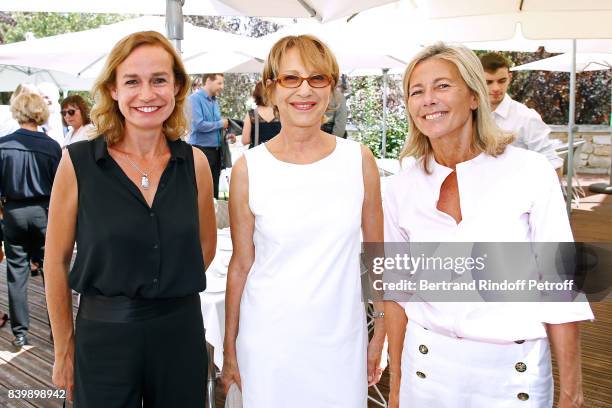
106,148,171,209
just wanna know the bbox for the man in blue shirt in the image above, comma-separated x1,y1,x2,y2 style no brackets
188,73,231,198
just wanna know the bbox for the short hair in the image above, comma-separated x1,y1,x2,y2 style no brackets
202,73,223,83
479,52,512,73
252,81,265,106
10,93,49,126
9,83,39,105
400,43,513,172
261,34,339,106
61,95,91,127
90,31,191,144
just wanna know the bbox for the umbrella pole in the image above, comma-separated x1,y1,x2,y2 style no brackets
381,68,389,158
565,40,577,214
166,0,185,53
588,69,612,194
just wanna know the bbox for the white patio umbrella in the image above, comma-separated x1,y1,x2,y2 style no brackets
0,65,93,92
0,0,238,16
511,53,612,72
0,16,264,78
512,53,612,194
212,0,399,22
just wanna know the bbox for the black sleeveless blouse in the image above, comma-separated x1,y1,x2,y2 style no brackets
66,137,206,298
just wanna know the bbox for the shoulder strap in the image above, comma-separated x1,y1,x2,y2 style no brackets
254,108,260,147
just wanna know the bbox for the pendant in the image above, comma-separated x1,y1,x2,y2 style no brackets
141,175,150,189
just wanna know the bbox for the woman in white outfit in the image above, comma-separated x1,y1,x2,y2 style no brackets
221,34,386,407
384,43,593,408
60,95,93,147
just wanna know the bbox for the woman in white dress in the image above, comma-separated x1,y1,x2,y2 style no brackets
60,95,94,147
384,43,593,407
221,35,386,407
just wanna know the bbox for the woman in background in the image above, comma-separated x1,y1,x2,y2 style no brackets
60,95,94,146
240,81,281,148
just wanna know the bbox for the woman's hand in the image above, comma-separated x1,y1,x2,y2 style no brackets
220,354,242,394
52,340,75,401
367,332,386,386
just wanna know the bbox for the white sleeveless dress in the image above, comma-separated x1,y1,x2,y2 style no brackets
236,137,368,407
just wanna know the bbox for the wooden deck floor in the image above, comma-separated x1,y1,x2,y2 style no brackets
0,175,610,407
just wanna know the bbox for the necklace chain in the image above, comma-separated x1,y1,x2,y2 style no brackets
121,153,151,190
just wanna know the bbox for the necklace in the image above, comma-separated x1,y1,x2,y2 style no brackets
122,154,151,189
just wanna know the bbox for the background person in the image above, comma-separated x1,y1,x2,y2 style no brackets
384,43,593,408
0,83,40,138
240,81,281,148
60,95,94,147
321,85,348,138
480,52,563,172
44,31,216,406
0,92,61,348
221,34,386,407
37,82,65,146
188,73,235,198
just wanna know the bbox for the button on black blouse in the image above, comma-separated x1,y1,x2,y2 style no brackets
67,137,206,298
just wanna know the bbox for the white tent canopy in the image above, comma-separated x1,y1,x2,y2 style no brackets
0,16,264,78
410,0,612,41
212,0,398,22
0,0,400,23
511,53,612,72
258,20,417,72
0,0,240,16
0,65,93,92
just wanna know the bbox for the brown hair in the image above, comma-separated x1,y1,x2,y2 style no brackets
61,95,91,127
89,31,191,144
479,52,512,73
10,93,49,126
202,73,224,83
400,43,513,172
261,34,339,106
252,81,265,106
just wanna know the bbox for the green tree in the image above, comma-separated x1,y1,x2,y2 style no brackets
347,75,408,159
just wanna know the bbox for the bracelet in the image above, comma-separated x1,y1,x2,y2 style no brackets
372,311,385,318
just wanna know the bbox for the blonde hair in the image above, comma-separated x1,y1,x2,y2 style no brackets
90,31,191,144
10,93,49,126
261,34,339,106
9,83,39,105
400,43,513,172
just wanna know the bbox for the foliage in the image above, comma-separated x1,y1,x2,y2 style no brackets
217,74,260,121
347,75,408,159
184,15,279,38
475,49,611,125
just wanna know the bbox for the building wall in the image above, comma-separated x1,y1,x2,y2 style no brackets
550,125,611,175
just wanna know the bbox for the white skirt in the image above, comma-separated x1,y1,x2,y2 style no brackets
400,321,553,408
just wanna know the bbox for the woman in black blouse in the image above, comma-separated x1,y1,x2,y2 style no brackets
44,31,216,407
240,81,281,148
